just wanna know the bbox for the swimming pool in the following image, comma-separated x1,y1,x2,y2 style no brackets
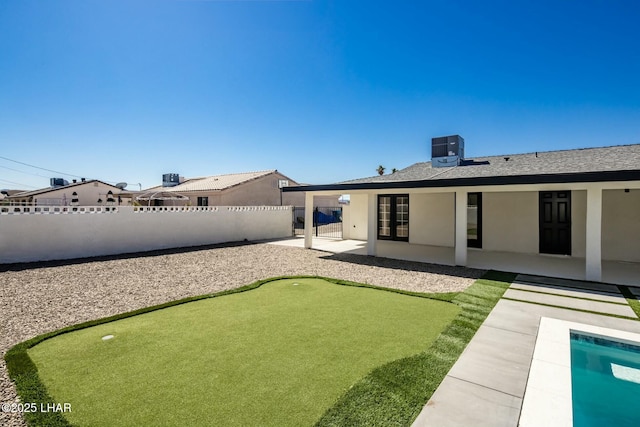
571,332,640,427
519,318,640,427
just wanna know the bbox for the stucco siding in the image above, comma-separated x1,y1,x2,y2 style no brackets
571,190,587,258
602,189,640,262
221,174,282,205
376,240,454,265
181,173,339,207
409,193,455,247
483,192,538,254
343,194,368,240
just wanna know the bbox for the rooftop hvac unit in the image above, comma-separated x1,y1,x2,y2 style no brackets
50,178,69,187
431,135,464,168
162,173,180,187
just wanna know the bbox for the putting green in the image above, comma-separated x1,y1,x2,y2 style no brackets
28,278,459,426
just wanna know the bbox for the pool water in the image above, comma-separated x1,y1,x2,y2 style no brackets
571,332,640,427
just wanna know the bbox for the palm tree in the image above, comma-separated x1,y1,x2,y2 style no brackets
376,165,385,176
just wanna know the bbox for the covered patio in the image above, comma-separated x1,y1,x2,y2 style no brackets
287,184,640,287
283,144,640,287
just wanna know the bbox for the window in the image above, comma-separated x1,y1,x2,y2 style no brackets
378,194,409,241
197,197,209,207
467,192,482,248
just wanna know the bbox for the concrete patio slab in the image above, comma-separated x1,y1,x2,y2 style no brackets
510,281,627,304
412,376,522,427
481,299,542,336
503,288,637,318
489,299,640,332
268,239,640,286
266,237,368,255
447,325,536,397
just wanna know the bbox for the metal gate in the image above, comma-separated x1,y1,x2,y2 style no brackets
293,206,343,238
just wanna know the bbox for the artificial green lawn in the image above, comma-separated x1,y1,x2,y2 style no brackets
316,271,515,426
26,278,459,427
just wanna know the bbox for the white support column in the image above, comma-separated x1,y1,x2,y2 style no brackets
367,193,377,256
585,186,603,282
304,192,314,249
455,190,468,266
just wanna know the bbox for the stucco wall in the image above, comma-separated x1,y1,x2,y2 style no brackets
571,190,587,258
483,192,538,254
0,206,292,264
602,189,640,262
409,193,455,247
343,194,368,240
181,173,339,207
377,240,455,265
221,173,287,206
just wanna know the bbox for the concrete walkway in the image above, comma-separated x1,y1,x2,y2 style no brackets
412,275,640,427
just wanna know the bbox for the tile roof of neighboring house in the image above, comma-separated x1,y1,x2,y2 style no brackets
0,189,24,199
145,170,290,193
7,180,121,199
284,143,640,192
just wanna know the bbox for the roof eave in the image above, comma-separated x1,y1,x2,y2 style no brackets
282,170,640,192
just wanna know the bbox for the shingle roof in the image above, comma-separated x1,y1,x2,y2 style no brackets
284,143,640,192
145,170,279,193
346,144,640,184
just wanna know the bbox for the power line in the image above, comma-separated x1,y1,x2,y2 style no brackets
0,155,122,184
0,155,85,179
0,178,38,189
0,164,52,179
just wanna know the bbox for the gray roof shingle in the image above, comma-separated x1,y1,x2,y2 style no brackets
283,143,640,193
342,144,640,184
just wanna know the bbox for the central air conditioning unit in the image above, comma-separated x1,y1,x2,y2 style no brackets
431,135,464,168
162,173,180,187
50,178,69,188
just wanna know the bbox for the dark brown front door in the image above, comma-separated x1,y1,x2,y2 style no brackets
539,191,571,255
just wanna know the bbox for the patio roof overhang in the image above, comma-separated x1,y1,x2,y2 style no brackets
282,169,640,193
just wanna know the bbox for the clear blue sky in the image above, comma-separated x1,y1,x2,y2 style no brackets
1,0,639,190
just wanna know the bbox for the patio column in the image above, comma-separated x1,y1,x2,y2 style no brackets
304,192,313,249
455,191,467,266
585,186,603,282
367,193,377,256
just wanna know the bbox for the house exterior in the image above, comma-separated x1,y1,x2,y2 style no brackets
6,180,128,206
0,189,24,203
283,140,640,285
143,170,339,207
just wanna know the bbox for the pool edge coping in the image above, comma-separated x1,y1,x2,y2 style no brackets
519,317,640,427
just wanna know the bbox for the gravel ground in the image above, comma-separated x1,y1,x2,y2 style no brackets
0,241,484,427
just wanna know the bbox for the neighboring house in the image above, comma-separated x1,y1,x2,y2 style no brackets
0,189,24,203
6,179,128,206
143,170,339,207
284,137,640,285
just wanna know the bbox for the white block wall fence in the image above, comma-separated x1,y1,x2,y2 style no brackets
0,205,293,264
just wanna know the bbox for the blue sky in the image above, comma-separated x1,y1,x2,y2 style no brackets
1,0,639,190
